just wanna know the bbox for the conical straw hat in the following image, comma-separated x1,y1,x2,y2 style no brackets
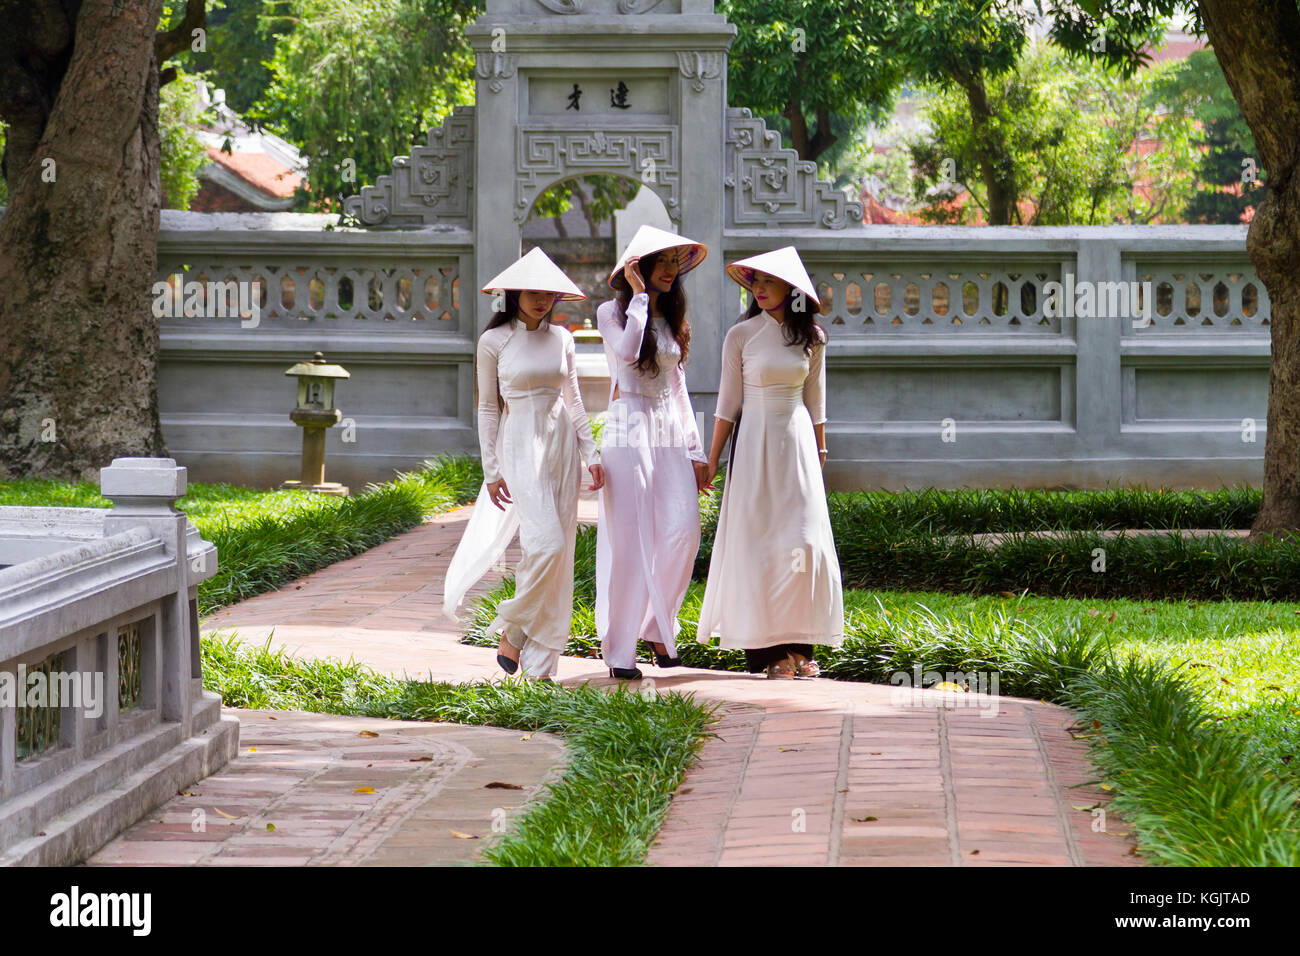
481,247,586,301
725,246,821,308
608,224,709,288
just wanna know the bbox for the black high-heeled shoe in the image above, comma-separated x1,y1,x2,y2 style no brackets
496,653,519,675
608,666,643,680
647,642,682,668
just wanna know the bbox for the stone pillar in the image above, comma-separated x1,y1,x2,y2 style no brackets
100,458,194,738
678,35,735,426
1074,239,1124,458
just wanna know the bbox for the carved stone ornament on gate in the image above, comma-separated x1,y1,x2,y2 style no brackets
724,107,863,229
342,106,476,228
676,51,724,92
475,52,518,94
514,126,680,223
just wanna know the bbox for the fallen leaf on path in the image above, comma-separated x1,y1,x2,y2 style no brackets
449,830,479,840
778,747,800,752
266,823,276,831
213,808,236,819
520,734,532,741
486,782,524,790
359,730,379,738
970,849,980,856
409,756,433,762
353,786,375,794
851,815,878,823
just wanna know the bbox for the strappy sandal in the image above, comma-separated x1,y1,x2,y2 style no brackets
765,657,798,680
791,654,821,679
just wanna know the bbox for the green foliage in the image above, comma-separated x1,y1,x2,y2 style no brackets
1069,656,1300,865
1041,0,1195,78
908,42,1198,224
169,0,285,115
201,634,715,866
1151,47,1263,224
893,0,1031,89
718,0,903,162
251,0,477,213
159,68,211,209
816,484,1261,534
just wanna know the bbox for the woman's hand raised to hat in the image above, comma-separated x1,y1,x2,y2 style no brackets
623,257,646,295
588,463,606,491
487,478,512,511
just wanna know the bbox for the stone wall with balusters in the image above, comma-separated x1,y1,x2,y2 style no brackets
156,212,1269,491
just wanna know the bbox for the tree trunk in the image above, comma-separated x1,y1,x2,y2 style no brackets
0,0,167,482
1200,0,1300,536
955,67,1016,226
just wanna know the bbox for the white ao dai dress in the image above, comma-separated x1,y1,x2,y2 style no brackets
595,293,706,669
696,311,844,650
442,318,598,679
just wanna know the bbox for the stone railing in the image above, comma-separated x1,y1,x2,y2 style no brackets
156,211,476,490
0,458,239,866
724,225,1270,489
156,214,1268,490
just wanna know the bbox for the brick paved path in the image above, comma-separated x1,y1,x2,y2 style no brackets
194,492,1142,867
88,710,563,866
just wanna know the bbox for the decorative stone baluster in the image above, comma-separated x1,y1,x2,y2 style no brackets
100,458,196,738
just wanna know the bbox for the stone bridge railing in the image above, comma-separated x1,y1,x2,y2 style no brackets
0,458,239,866
155,214,1268,491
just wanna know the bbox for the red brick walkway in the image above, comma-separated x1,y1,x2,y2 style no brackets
87,710,563,866
201,493,1144,867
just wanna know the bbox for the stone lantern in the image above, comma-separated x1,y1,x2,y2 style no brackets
281,351,350,496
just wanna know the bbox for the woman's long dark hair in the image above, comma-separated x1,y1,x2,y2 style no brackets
477,289,558,413
485,289,557,331
610,251,690,377
743,282,825,355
